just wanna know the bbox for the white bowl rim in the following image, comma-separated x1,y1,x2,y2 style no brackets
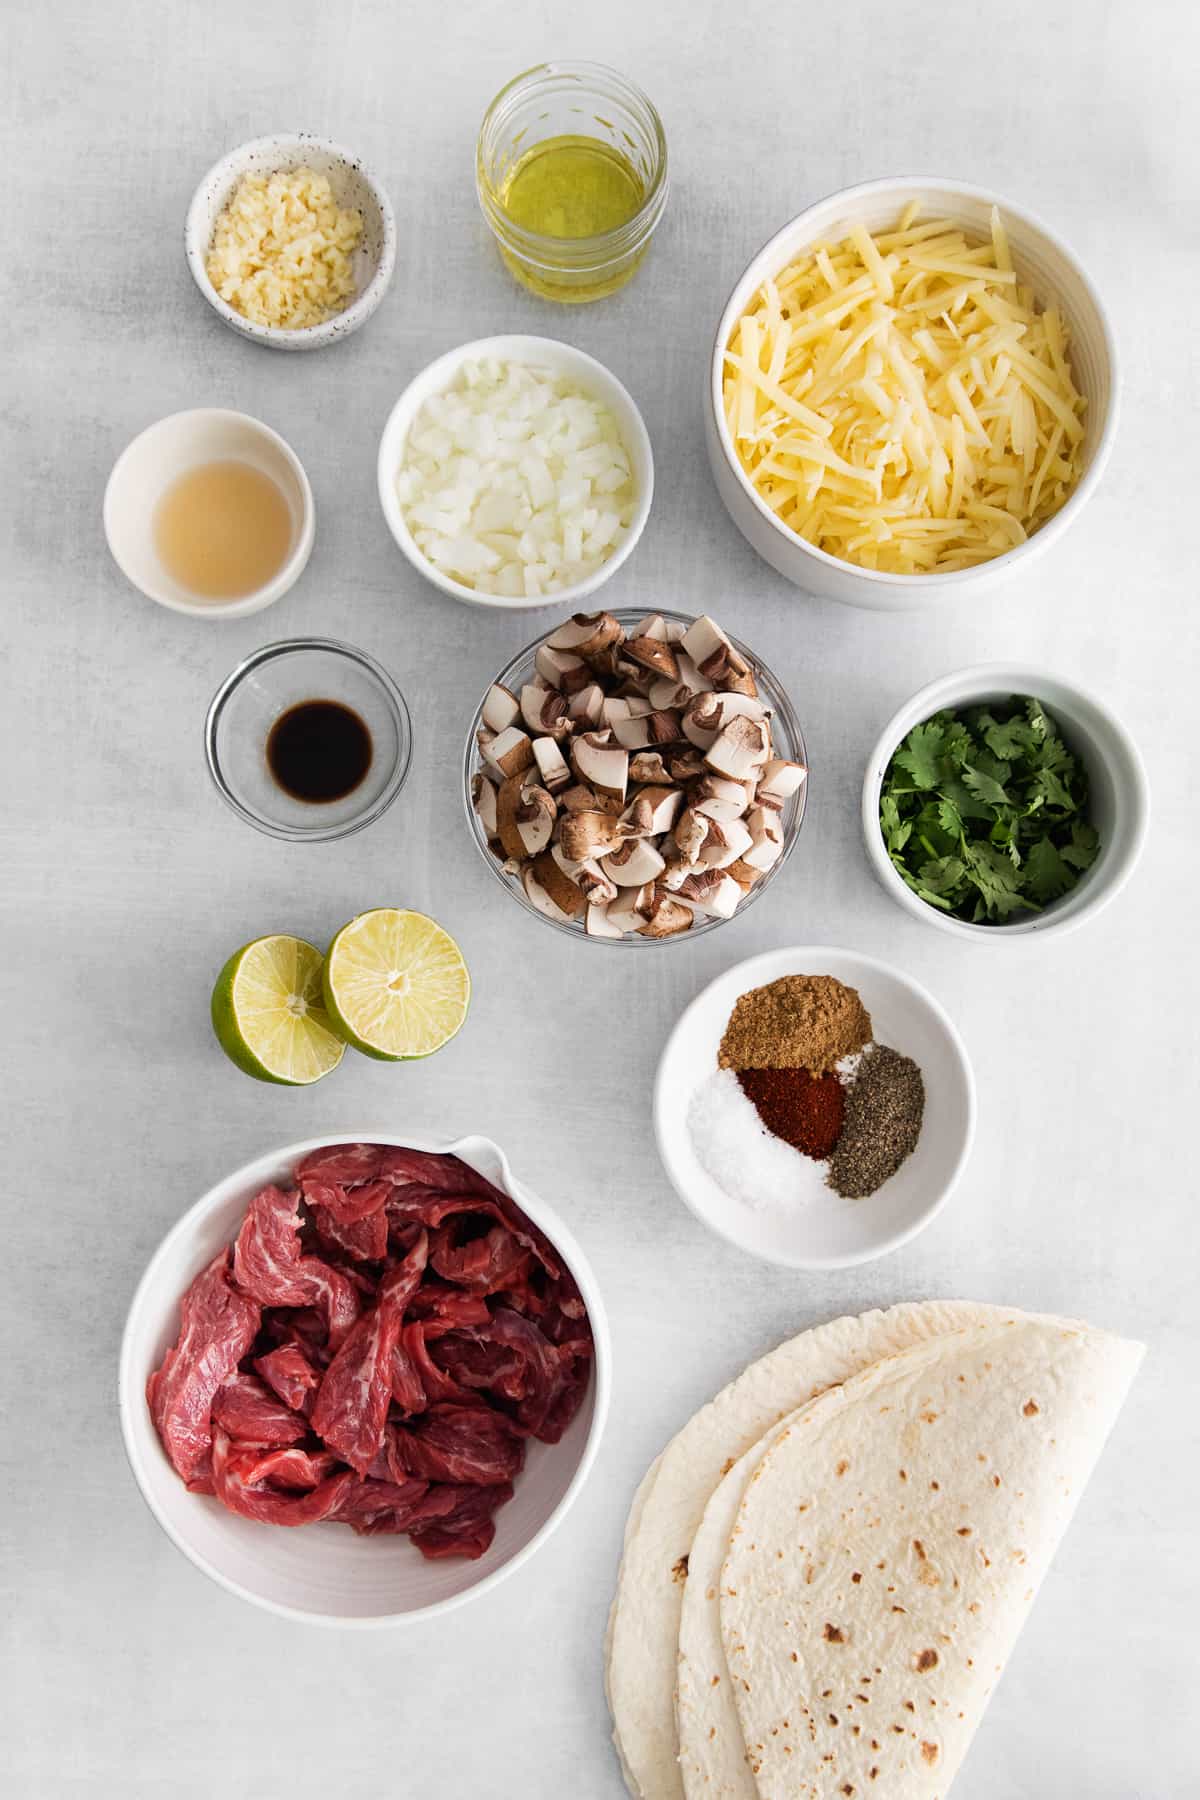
376,332,655,610
102,407,316,619
184,133,397,347
708,174,1121,591
117,1128,612,1627
861,662,1151,940
653,945,977,1270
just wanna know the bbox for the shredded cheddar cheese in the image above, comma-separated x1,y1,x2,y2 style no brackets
724,207,1087,574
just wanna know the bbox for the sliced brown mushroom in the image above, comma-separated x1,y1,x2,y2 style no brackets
724,857,764,892
496,777,556,861
567,681,606,729
637,888,694,938
546,611,624,662
558,809,625,861
631,613,670,641
600,838,667,888
699,816,753,869
551,842,618,906
742,805,786,870
523,853,585,921
705,713,771,781
570,730,629,802
585,902,626,939
482,726,535,781
532,736,572,792
666,748,709,783
693,774,753,821
471,772,499,839
622,634,680,683
673,868,743,918
673,806,711,867
680,615,757,696
681,690,767,750
629,750,672,786
621,785,683,837
756,757,808,808
648,652,713,711
482,683,520,734
520,684,569,738
534,644,590,693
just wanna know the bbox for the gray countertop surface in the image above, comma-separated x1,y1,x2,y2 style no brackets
4,1,1196,1794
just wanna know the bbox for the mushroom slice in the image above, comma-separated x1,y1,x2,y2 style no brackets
606,886,656,932
756,757,808,808
666,748,708,784
523,853,584,921
482,726,535,781
585,902,626,939
568,682,606,729
681,690,767,750
742,805,786,870
724,857,764,893
705,713,771,780
693,774,753,822
629,751,672,786
558,809,625,861
520,684,570,738
680,615,757,696
648,652,712,711
631,613,670,642
476,726,496,765
571,730,629,803
482,683,520,734
532,736,572,792
673,805,710,867
496,777,556,861
600,838,667,888
674,869,743,918
546,611,624,662
637,889,694,938
471,773,499,839
609,713,653,751
621,785,682,837
622,635,680,683
534,645,590,694
699,816,753,870
551,842,618,906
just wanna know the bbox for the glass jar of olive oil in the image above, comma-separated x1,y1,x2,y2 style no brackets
476,62,668,303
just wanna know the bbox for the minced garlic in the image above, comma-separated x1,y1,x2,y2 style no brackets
205,166,363,330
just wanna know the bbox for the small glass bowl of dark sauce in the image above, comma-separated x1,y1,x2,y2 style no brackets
205,639,412,840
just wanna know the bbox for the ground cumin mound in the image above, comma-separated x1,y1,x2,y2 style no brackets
718,974,872,1075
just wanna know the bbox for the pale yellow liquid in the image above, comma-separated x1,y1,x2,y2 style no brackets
154,460,293,600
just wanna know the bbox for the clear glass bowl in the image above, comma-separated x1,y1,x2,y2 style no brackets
476,62,668,303
462,610,808,945
205,638,412,841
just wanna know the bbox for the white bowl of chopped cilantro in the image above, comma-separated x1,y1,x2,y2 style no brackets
863,666,1149,939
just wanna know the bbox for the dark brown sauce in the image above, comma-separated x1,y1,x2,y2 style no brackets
266,700,373,803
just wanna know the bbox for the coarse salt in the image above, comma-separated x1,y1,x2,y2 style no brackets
395,358,638,597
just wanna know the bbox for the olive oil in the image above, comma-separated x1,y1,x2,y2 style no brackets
499,134,645,240
155,460,292,601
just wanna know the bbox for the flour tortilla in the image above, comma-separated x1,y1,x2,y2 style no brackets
607,1301,1022,1798
720,1317,1141,1798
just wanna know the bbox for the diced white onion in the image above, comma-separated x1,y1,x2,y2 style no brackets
396,358,638,592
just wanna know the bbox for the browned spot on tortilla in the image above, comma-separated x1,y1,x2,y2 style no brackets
828,1713,839,1726
930,1479,939,1491
914,1649,939,1672
823,1623,845,1643
805,1565,815,1584
912,1538,926,1559
720,1456,735,1476
851,1571,862,1583
711,1675,720,1686
672,1555,689,1584
836,1458,850,1476
791,1652,798,1663
921,1741,939,1765
898,1468,908,1482
1023,1398,1039,1416
993,1474,1002,1487
892,1605,906,1613
841,1786,854,1796
869,1769,879,1782
920,1410,939,1424
957,1526,972,1536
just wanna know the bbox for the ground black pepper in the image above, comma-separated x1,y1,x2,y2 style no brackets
826,1045,925,1198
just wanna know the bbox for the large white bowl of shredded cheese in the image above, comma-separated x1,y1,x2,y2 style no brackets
706,177,1118,610
377,335,654,609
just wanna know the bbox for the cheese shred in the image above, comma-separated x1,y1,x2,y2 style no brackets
724,207,1087,574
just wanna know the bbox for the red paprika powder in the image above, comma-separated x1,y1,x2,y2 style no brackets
736,1066,845,1159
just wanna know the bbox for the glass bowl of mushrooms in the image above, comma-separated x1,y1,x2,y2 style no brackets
462,608,808,943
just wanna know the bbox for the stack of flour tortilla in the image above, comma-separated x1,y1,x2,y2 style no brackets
605,1302,1141,1798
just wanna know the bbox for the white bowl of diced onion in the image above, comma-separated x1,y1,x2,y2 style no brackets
706,178,1119,611
377,335,654,609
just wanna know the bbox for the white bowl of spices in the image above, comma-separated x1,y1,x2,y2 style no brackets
655,947,975,1270
186,134,396,350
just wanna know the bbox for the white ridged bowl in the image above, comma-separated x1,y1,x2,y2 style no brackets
706,177,1118,610
118,1132,609,1626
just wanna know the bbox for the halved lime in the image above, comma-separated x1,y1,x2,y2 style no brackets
322,909,470,1062
211,935,345,1085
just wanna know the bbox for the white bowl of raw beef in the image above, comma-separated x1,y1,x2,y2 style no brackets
118,1132,610,1626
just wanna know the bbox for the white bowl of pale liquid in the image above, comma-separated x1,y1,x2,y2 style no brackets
103,408,315,618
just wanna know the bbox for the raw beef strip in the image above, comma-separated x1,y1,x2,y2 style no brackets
146,1249,261,1484
233,1185,360,1352
380,1148,562,1278
409,1482,515,1561
311,1203,388,1264
329,1475,452,1536
388,1405,525,1487
211,1371,306,1447
302,1177,392,1227
399,1321,476,1407
389,1334,428,1415
229,1445,339,1490
253,1343,321,1415
295,1144,383,1186
312,1231,428,1473
407,1284,492,1326
431,1307,589,1443
429,1220,533,1293
211,1430,356,1526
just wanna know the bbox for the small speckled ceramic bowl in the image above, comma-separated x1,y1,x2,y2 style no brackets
185,134,396,351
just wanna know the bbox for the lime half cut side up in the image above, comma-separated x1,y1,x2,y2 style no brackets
323,908,471,1061
211,935,346,1085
